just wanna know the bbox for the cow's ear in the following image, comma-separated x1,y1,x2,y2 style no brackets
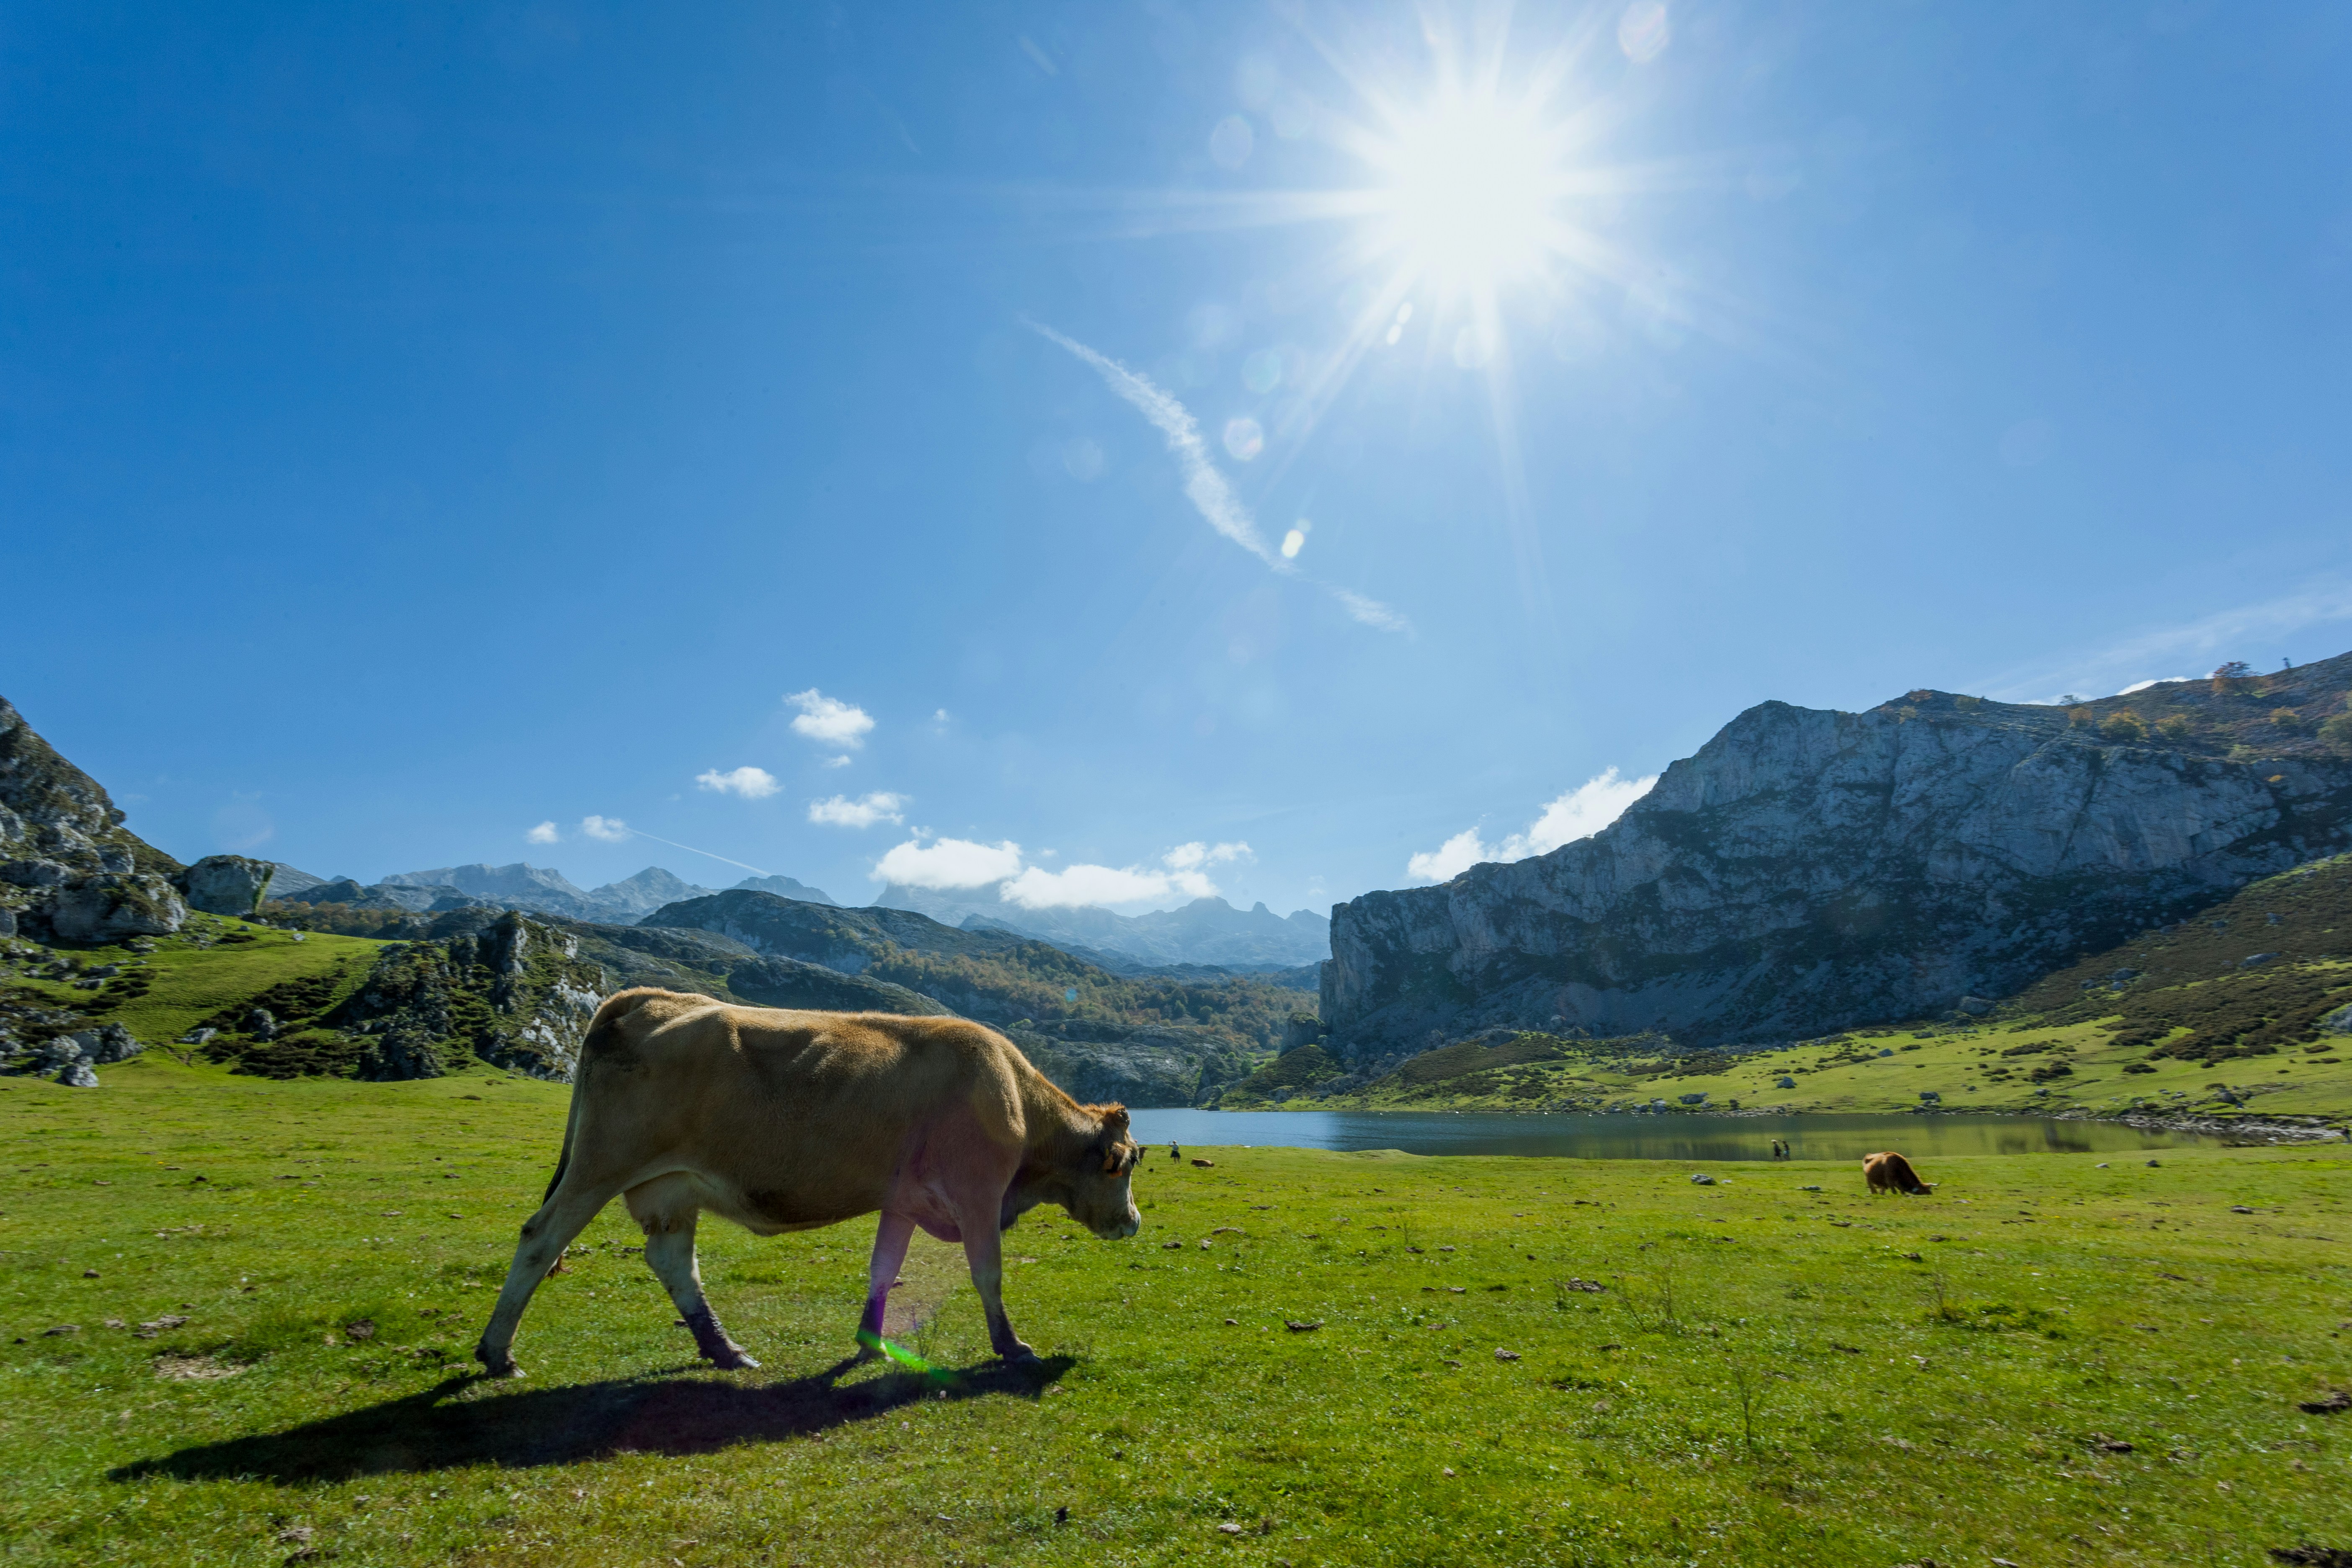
1099,1105,1130,1134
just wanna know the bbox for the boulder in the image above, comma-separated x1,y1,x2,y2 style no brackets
0,859,70,889
41,874,186,943
70,1024,140,1064
1956,996,1995,1016
178,855,279,916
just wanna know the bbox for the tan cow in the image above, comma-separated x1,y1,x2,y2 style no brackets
474,988,1142,1378
1863,1150,1934,1196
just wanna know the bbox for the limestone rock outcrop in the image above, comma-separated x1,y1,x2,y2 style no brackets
0,696,185,944
1325,657,2352,1063
178,855,280,916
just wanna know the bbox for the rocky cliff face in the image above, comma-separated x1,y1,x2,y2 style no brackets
0,697,186,944
1324,657,2352,1063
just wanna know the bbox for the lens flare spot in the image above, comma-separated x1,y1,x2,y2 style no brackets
1222,416,1265,461
1241,348,1284,394
1281,529,1306,559
1618,1,1670,63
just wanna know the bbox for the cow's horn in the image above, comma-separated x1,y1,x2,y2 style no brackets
1100,1105,1130,1131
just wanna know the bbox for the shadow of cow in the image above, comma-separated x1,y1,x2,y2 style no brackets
110,1354,1074,1485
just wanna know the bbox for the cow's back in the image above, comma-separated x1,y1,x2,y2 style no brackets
570,990,1033,1229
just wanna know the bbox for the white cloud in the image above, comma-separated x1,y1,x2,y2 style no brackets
809,792,907,829
2117,677,2193,696
580,815,631,843
526,820,560,845
1163,840,1251,871
785,689,876,749
1406,768,1657,883
694,766,781,800
1002,863,1175,908
873,836,1025,889
823,755,852,768
1002,841,1248,908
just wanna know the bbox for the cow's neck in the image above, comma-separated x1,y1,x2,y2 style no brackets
1000,1060,1101,1230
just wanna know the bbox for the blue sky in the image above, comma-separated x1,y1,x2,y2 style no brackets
7,2,2350,920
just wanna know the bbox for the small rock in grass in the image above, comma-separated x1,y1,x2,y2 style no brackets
82,1269,98,1279
1903,1252,1922,1261
276,1527,313,1547
2231,1205,2255,1214
103,1318,126,1329
1284,1320,1322,1333
1217,1522,1243,1534
2098,1440,2135,1452
1224,1318,1237,1326
41,1324,79,1336
2147,1160,2161,1168
1494,1347,1521,1362
344,1319,376,1341
2297,1390,2352,1415
1191,1159,1215,1168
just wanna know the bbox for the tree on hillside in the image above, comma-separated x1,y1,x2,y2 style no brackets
2210,660,2252,694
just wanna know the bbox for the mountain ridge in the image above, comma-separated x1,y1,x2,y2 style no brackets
1324,652,2352,1065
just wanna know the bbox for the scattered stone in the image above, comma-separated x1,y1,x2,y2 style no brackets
344,1319,376,1341
41,1324,78,1336
1217,1522,1243,1535
1161,1240,1182,1250
2298,1390,2351,1415
2232,1205,2256,1214
1191,1159,1214,1168
2147,1160,2162,1168
1494,1347,1521,1362
1689,1173,1717,1186
2098,1440,2135,1453
1284,1320,1322,1333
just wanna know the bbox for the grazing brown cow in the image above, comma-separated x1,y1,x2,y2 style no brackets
1863,1150,1934,1196
473,988,1142,1378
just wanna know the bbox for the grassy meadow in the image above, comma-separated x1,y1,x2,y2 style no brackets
5,1056,2350,1567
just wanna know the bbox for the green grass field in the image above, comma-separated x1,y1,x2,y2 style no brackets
5,1057,2349,1566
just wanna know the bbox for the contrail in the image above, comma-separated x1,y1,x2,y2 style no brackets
1026,317,1282,566
620,827,771,879
1026,317,1411,634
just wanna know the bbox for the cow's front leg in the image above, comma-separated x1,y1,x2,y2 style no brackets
630,1189,758,1371
959,1213,1035,1363
855,1210,916,1360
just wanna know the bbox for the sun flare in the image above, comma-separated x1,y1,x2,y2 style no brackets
1373,90,1563,293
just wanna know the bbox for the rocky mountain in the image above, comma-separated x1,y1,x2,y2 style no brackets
585,866,723,919
873,883,1329,970
377,862,613,919
728,873,838,906
0,697,187,945
1324,652,2352,1067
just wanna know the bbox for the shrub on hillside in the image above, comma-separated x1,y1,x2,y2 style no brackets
2100,709,2147,742
2156,713,2192,741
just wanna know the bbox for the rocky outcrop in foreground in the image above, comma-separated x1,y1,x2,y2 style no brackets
1326,656,2352,1065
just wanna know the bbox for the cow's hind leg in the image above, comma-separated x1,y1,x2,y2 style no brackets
957,1210,1036,1364
627,1176,758,1371
475,1181,614,1378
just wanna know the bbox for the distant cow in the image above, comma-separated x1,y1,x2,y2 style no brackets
474,989,1142,1378
1863,1150,1934,1197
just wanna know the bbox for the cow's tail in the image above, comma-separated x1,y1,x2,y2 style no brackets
540,988,663,1204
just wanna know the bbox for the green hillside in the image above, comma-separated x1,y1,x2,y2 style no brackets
1233,854,2352,1131
4,1065,2348,1566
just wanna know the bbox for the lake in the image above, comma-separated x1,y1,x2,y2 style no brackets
1124,1108,2234,1162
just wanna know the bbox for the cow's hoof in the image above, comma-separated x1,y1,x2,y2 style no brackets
473,1345,523,1379
998,1341,1040,1365
709,1347,761,1371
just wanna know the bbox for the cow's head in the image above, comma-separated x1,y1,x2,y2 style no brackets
1003,1102,1142,1239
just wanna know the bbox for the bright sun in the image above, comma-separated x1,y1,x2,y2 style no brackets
1375,91,1562,292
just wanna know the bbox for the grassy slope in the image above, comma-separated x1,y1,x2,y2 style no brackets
5,1065,2349,1566
5,918,388,1052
